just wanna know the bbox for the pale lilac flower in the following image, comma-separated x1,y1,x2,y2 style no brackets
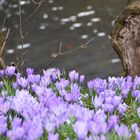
92,78,107,94
0,70,4,78
0,101,11,114
115,124,131,139
88,120,100,135
26,67,34,75
5,66,16,77
48,133,59,140
69,70,79,82
131,123,139,132
43,68,60,81
102,103,114,113
118,103,127,114
17,77,28,88
7,127,25,140
132,90,140,99
87,80,94,91
40,76,51,87
73,120,88,139
27,74,40,84
12,82,18,90
111,96,121,108
136,131,140,140
80,75,85,83
92,96,104,109
11,117,22,129
0,115,7,135
108,115,118,131
65,83,80,102
55,78,69,90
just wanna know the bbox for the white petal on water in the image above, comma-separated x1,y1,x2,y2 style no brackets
81,35,88,39
87,5,93,10
51,53,58,58
17,43,31,50
20,0,26,6
39,23,48,30
97,32,106,37
43,13,48,19
69,16,77,22
111,58,121,63
87,22,93,27
1,27,7,32
93,29,98,33
6,49,15,54
91,17,101,22
39,25,46,30
52,7,58,11
77,10,95,17
61,18,70,23
72,23,82,28
61,16,77,24
58,6,64,10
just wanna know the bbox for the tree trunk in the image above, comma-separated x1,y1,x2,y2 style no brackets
112,1,140,76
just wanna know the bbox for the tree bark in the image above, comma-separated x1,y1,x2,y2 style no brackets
112,1,140,76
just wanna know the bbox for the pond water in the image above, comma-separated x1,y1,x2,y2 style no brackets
0,0,130,79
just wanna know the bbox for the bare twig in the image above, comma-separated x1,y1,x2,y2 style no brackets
1,16,7,30
18,0,24,39
0,28,10,55
59,36,95,56
45,36,95,69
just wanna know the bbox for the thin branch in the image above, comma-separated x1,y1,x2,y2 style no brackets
1,16,7,30
0,28,10,55
59,36,95,56
18,0,24,39
45,36,95,68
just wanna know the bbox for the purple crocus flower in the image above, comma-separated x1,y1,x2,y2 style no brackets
48,133,59,140
136,131,140,140
69,70,79,82
115,124,131,139
26,67,34,75
12,82,18,90
102,103,114,113
0,69,4,78
5,66,16,77
27,74,40,84
111,95,121,108
92,96,104,109
118,103,127,114
108,115,118,131
0,101,11,114
11,117,22,129
79,75,85,83
0,115,7,135
132,90,140,99
87,80,94,91
7,127,25,140
73,120,88,139
131,123,139,132
17,77,28,88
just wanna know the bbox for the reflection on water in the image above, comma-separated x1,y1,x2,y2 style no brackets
0,0,129,79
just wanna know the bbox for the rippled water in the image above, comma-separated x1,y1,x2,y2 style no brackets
0,0,129,79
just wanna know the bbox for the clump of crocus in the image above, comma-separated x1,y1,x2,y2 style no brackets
0,66,139,140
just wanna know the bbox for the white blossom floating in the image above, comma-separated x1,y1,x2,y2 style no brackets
17,43,31,50
111,58,121,63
